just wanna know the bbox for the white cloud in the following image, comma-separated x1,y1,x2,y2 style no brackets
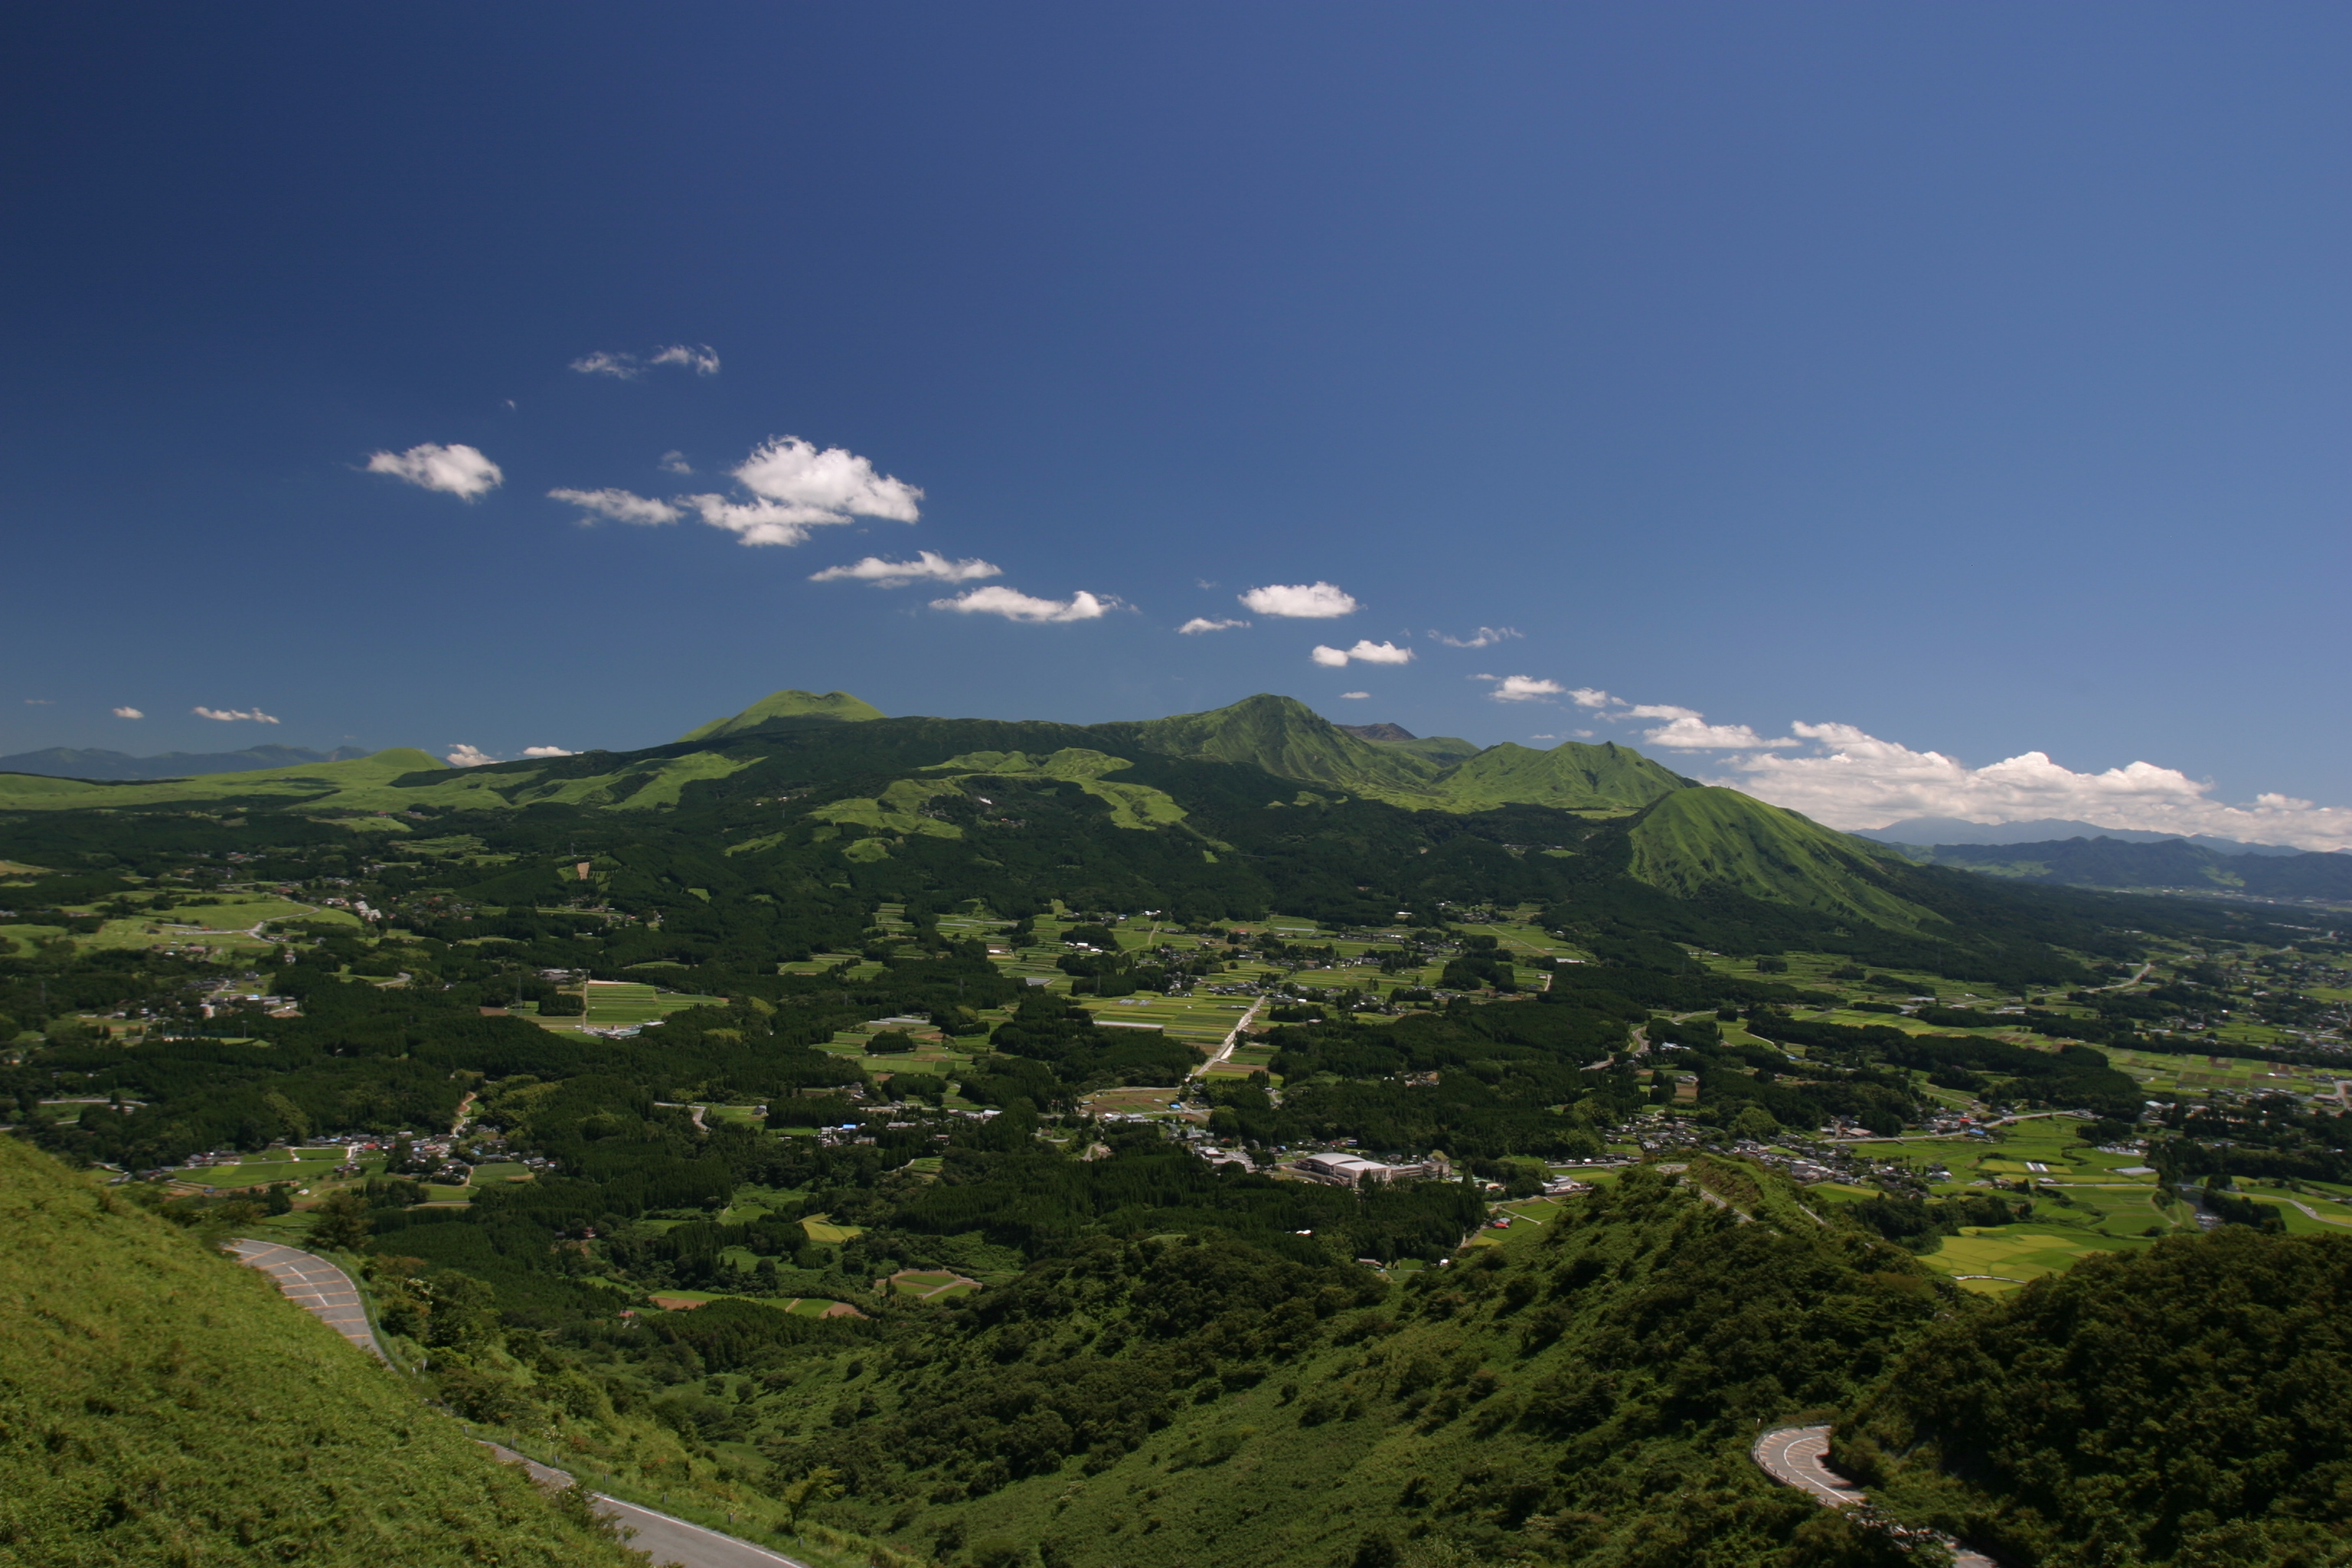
446,744,496,766
1177,616,1250,635
1339,691,1371,700
659,450,694,475
647,344,721,374
1429,626,1521,648
680,496,846,547
1481,675,1565,704
1311,639,1413,667
112,707,143,719
571,344,721,379
1568,688,1614,709
21,698,51,704
547,487,682,526
1642,714,1798,750
733,436,922,523
1719,722,2352,852
365,442,502,499
570,351,638,378
931,586,1115,623
1240,582,1358,619
523,745,574,758
194,707,279,724
810,551,1001,588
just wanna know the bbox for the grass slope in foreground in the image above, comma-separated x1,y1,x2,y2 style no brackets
0,1137,638,1568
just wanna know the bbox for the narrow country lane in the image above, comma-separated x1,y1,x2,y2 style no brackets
479,1443,814,1568
1753,1426,1998,1567
233,1237,814,1568
228,1238,380,1359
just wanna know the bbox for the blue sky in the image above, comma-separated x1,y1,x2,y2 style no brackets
2,5,2346,845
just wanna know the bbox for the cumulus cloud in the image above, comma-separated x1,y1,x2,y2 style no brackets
931,586,1115,623
1240,582,1358,619
810,551,1000,587
1568,688,1614,709
1717,723,2352,852
1642,714,1798,750
1430,626,1521,648
659,450,693,474
365,442,502,499
1479,675,1566,703
112,707,143,719
571,344,721,379
733,436,922,522
523,745,574,758
678,496,843,547
193,707,279,724
1339,691,1371,700
547,487,682,526
1311,639,1414,667
446,744,496,766
1177,616,1250,634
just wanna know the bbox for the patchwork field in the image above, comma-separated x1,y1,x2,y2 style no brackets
531,980,726,1033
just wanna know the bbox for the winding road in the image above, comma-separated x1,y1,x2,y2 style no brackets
229,1239,380,1359
231,1236,812,1568
1753,1426,1998,1567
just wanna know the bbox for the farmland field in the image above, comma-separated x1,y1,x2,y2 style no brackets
532,980,725,1033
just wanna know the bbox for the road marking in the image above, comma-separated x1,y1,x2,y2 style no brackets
227,1238,381,1360
1753,1426,1999,1567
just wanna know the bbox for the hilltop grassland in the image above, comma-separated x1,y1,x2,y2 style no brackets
0,1137,640,1568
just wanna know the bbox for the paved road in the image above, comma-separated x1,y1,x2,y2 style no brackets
1753,1426,1997,1566
231,1236,806,1568
1189,996,1265,1078
229,1238,380,1359
480,1443,813,1568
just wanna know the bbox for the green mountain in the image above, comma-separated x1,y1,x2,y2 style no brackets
1109,694,1689,813
1626,786,1942,931
0,1136,635,1567
1901,835,2352,902
1106,693,1446,799
0,747,447,813
0,743,371,782
677,687,885,742
1432,738,1688,813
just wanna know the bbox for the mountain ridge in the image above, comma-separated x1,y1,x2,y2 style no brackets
0,743,371,781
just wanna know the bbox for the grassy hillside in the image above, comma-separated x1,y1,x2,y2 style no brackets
1840,1229,2352,1566
1431,739,1688,813
1110,693,1449,799
1626,787,1942,932
678,687,887,742
0,747,448,813
0,743,370,781
0,1136,638,1567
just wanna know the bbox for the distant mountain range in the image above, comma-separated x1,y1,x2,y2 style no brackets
1857,816,2305,857
0,743,370,780
1892,835,2352,902
5,688,2337,931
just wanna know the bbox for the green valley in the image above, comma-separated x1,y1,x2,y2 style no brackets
2,685,2344,1568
